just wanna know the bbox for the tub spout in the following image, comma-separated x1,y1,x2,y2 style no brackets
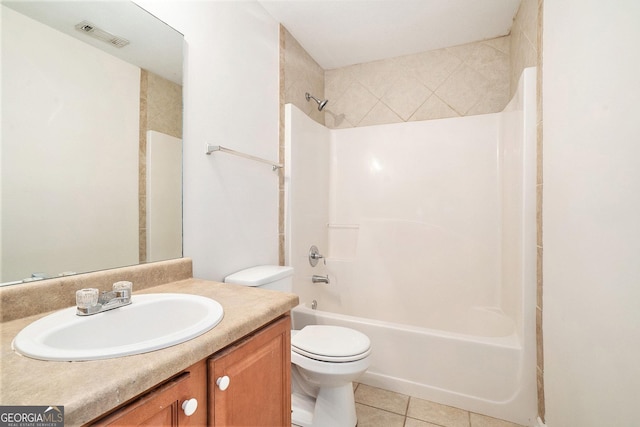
312,275,330,284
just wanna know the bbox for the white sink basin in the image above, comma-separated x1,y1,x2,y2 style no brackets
12,293,224,361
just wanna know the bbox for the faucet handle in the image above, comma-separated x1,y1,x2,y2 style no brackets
309,245,326,267
113,281,132,293
112,281,132,302
76,288,99,309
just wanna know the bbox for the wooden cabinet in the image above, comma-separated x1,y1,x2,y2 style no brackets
87,315,290,427
208,316,291,427
90,360,207,427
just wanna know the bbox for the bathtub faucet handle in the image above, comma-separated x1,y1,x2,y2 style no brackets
309,245,326,267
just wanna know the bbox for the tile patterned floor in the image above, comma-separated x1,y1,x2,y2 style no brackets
354,383,525,427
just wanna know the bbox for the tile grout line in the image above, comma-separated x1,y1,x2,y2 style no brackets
356,401,406,417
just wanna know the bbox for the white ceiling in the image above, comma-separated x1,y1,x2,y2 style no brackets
258,0,522,70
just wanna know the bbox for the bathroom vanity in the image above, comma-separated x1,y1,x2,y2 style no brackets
0,259,298,426
92,316,290,426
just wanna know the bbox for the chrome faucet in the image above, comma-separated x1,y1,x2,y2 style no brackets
312,275,330,284
76,281,132,316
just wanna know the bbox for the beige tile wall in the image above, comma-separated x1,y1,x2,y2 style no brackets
139,70,183,263
282,26,325,125
324,36,510,128
510,0,539,97
146,72,183,139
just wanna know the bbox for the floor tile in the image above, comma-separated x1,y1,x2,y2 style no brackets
355,403,405,427
407,397,470,427
405,417,442,427
355,384,409,415
469,412,526,427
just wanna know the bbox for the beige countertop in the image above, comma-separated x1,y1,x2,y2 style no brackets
0,278,298,426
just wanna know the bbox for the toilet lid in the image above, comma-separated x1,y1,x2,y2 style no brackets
291,326,371,362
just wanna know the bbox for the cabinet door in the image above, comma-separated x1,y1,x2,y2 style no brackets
209,316,291,427
91,361,207,427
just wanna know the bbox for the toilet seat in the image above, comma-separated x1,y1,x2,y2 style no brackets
292,326,371,362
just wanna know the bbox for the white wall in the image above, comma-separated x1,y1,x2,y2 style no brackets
543,1,640,426
1,6,139,281
135,1,281,281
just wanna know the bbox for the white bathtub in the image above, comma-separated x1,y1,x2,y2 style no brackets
292,302,536,426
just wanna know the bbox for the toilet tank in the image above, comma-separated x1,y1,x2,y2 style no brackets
224,265,294,292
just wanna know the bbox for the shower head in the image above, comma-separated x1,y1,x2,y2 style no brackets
305,92,329,111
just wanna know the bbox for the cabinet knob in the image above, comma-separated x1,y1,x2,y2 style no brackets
182,398,198,416
216,375,230,391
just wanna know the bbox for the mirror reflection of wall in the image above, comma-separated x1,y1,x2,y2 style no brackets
0,3,183,285
140,72,183,264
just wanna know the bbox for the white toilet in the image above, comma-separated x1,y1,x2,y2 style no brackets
224,266,371,427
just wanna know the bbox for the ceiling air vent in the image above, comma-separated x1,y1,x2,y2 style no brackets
75,21,129,48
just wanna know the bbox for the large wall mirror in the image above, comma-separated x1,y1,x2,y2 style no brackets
1,1,183,286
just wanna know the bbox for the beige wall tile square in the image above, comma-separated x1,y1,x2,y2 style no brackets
466,43,510,83
325,66,357,101
400,48,462,92
483,36,511,55
360,101,403,127
446,42,479,62
467,78,510,116
330,81,378,125
435,64,489,115
353,58,401,99
381,74,432,120
146,72,182,139
409,94,459,121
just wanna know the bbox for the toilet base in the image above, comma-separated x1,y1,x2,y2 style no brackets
291,383,357,427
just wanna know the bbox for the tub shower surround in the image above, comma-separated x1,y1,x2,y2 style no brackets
285,69,537,426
